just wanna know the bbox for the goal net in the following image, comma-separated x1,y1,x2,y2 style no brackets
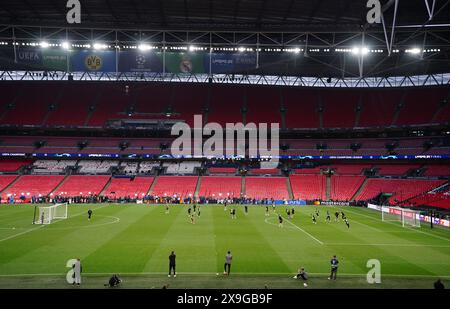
381,206,421,227
33,203,68,225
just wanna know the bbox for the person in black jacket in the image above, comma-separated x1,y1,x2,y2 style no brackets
168,251,176,278
434,279,445,289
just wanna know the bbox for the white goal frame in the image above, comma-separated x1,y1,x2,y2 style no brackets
33,203,68,225
381,206,421,228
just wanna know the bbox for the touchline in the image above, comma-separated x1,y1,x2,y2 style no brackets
171,115,279,168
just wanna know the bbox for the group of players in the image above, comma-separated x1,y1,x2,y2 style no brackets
177,201,351,229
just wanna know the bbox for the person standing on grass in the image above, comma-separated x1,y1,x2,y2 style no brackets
326,210,331,223
87,209,93,221
168,251,176,278
72,258,82,286
328,255,339,280
224,251,232,276
265,205,270,216
278,214,283,227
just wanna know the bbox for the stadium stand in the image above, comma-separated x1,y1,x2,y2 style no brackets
103,177,153,199
32,160,77,174
376,164,420,176
245,177,289,200
55,175,110,196
330,175,365,201
356,178,446,203
424,165,450,177
77,160,118,174
0,175,18,192
290,174,326,200
150,176,198,198
2,175,65,201
208,167,236,175
0,159,31,172
198,176,242,198
138,161,160,174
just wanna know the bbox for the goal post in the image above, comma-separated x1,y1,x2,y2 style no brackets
33,203,68,225
381,206,420,227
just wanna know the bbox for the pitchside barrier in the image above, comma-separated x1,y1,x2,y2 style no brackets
368,203,450,228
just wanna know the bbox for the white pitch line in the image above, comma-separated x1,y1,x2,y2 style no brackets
326,242,450,248
0,225,45,243
343,207,450,242
0,272,449,279
282,216,324,245
0,205,109,242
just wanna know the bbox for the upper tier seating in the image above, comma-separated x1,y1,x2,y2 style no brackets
0,175,18,192
208,167,236,174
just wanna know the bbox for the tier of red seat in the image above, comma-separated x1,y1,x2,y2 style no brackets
103,177,153,199
245,177,289,199
198,176,241,198
55,175,110,197
0,159,32,172
356,179,446,202
1,82,448,128
330,175,365,201
289,175,326,200
150,176,198,198
1,175,64,200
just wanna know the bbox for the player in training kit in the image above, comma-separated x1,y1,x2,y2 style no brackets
165,204,170,214
341,211,346,220
291,208,295,218
197,208,201,217
278,214,283,227
315,209,319,217
190,214,195,224
328,255,339,280
272,203,276,212
193,204,197,212
244,205,248,215
224,251,232,276
87,209,93,221
326,210,331,222
335,211,339,222
312,214,317,224
293,267,309,287
344,218,350,228
224,201,228,211
265,206,269,216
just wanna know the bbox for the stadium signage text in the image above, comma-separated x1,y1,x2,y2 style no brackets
171,115,279,169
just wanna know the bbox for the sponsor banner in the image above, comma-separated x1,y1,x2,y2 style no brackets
368,203,382,211
287,200,307,205
210,53,257,73
70,50,116,72
118,51,163,72
165,52,205,74
321,201,350,206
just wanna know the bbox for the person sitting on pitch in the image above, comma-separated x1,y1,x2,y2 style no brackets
105,274,122,287
293,267,308,287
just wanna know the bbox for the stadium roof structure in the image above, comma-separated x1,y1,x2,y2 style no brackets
0,0,450,78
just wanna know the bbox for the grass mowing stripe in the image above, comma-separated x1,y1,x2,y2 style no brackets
1,271,449,279
0,205,108,242
344,207,450,242
280,214,324,245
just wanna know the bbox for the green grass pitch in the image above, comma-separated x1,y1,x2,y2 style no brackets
0,204,449,289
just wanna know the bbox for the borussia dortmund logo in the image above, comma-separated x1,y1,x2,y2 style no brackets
85,55,102,71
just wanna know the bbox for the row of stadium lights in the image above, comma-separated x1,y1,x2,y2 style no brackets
0,41,442,55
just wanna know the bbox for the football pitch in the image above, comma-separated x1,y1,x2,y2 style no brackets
0,204,449,289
